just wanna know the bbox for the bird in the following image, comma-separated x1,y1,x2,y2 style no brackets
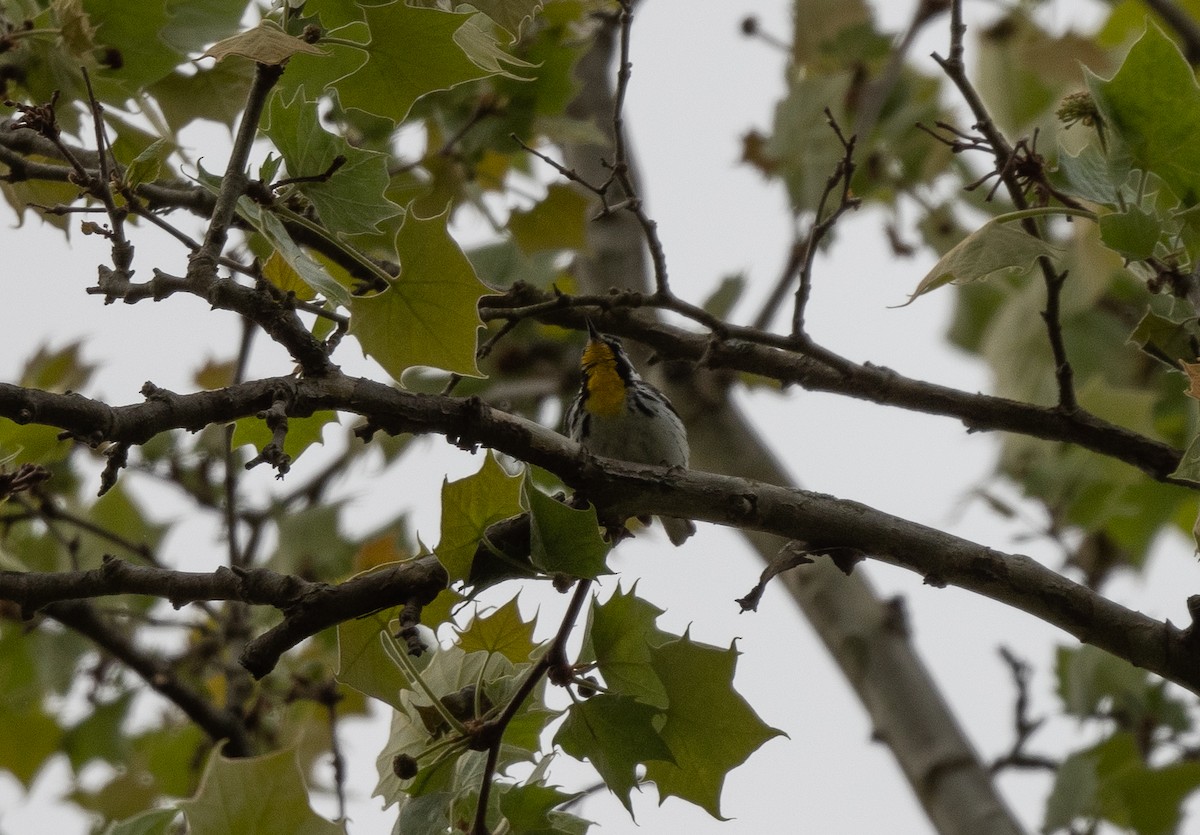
564,321,695,545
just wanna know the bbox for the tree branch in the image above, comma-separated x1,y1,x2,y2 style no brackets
3,375,1197,692
475,299,1185,482
0,553,449,679
44,599,252,755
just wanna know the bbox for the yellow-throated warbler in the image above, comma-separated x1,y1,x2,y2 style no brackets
564,322,695,545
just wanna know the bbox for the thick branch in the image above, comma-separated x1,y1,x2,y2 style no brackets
2,554,448,679
2,377,1195,690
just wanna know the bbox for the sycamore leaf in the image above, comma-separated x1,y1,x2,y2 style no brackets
554,694,673,813
264,91,402,236
348,210,487,381
267,502,356,580
524,470,611,579
458,0,545,40
702,273,746,319
261,250,316,301
899,216,1061,305
84,0,183,89
1177,364,1200,482
497,782,584,833
1054,139,1134,208
225,193,352,307
1087,24,1200,205
436,453,524,583
579,585,671,706
201,20,325,65
1170,427,1200,484
123,138,170,189
0,343,96,464
1128,310,1200,369
507,183,590,254
451,13,537,76
179,748,345,835
336,606,413,711
455,596,539,663
1043,733,1200,835
328,3,514,124
148,61,256,132
1098,204,1162,260
643,636,785,819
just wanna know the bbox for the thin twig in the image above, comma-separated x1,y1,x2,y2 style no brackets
792,111,860,338
512,1,673,296
46,599,251,755
990,647,1057,773
471,579,592,834
932,0,1076,411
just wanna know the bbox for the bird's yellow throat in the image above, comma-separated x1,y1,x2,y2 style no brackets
581,340,626,418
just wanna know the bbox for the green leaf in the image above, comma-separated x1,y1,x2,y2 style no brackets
348,211,488,381
254,209,353,307
83,0,183,89
1055,644,1188,732
455,596,539,663
1098,205,1162,259
900,215,1062,305
555,694,673,813
261,250,317,301
1128,309,1200,369
498,782,583,834
1054,139,1133,207
579,585,671,706
336,606,413,711
161,0,249,54
767,73,854,214
1171,431,1200,484
81,482,169,563
524,470,611,579
467,240,563,289
1087,24,1200,204
148,61,256,132
123,138,171,189
268,502,356,580
201,20,324,65
451,13,537,77
264,91,403,236
643,636,785,819
1043,733,1200,835
64,692,134,771
179,747,345,835
230,410,338,465
507,184,590,254
436,453,524,583
327,3,517,124
0,699,63,785
701,273,746,319
462,0,545,40
1043,749,1100,833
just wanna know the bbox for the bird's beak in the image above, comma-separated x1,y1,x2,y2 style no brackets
585,318,602,341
